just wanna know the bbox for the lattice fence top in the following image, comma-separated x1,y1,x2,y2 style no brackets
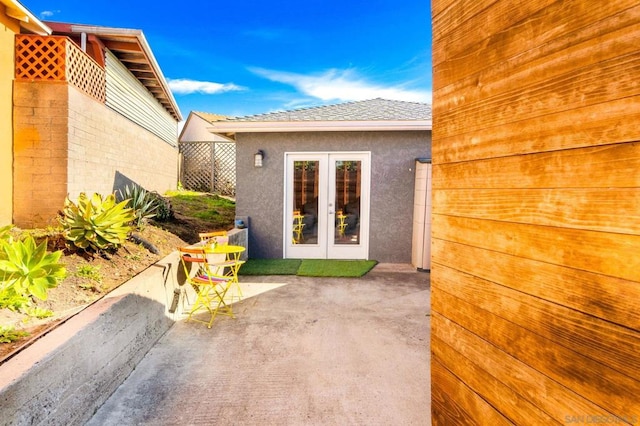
65,41,106,102
15,35,106,102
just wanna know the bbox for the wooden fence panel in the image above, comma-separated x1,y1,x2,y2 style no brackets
434,265,640,381
432,239,640,329
433,214,640,281
432,1,640,90
432,314,609,422
436,53,640,138
435,6,640,111
433,142,640,189
432,359,514,425
433,287,640,418
431,0,640,423
434,188,640,234
433,97,640,163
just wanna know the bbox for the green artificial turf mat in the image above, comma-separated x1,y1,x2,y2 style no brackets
239,258,302,275
297,259,378,277
238,258,378,277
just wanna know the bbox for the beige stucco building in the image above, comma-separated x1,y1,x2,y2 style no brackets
0,0,50,225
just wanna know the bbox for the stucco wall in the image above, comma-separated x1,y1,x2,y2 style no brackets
13,81,178,228
235,131,430,262
0,8,19,225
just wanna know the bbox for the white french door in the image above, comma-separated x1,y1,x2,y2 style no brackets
284,152,370,259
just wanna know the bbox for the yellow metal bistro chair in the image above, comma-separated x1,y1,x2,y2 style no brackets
292,210,305,244
203,244,246,303
199,230,229,271
198,231,245,302
199,230,229,246
178,246,237,328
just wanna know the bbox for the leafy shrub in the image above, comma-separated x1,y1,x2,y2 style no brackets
24,306,54,319
0,291,29,311
75,264,103,291
116,184,158,230
75,264,103,283
0,225,13,241
0,325,29,343
0,235,67,303
61,192,134,252
149,192,173,222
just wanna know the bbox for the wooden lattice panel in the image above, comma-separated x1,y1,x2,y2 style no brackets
180,142,237,195
214,143,236,196
15,35,106,102
66,41,106,102
15,35,66,81
181,142,213,192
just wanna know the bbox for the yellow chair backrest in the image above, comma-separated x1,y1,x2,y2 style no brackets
199,230,229,246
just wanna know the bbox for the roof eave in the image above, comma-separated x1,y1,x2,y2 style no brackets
2,0,51,35
207,120,432,137
46,22,182,121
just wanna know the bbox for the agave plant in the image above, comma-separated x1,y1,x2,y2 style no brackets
61,192,134,251
116,184,158,230
0,235,66,302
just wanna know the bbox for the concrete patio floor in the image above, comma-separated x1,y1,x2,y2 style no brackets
86,263,431,425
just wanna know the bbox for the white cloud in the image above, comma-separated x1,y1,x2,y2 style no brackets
39,10,58,18
250,67,431,103
167,78,246,95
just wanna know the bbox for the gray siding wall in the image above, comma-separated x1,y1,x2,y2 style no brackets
105,50,177,146
235,131,431,262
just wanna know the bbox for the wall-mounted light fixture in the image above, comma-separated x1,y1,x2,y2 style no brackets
254,150,264,168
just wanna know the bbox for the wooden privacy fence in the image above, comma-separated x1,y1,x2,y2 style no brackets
180,141,236,196
431,0,640,423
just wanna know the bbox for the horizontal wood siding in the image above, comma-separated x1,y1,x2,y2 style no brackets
105,50,177,146
431,0,640,423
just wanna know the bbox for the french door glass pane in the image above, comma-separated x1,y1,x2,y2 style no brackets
293,161,319,245
334,160,361,245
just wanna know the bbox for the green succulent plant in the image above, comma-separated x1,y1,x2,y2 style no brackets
116,184,158,230
0,235,66,302
0,225,14,242
61,192,135,251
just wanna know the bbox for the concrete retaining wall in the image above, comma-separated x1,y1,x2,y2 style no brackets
0,252,182,425
228,227,249,260
0,228,249,425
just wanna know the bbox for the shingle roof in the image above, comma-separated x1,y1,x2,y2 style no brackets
193,111,230,122
226,98,431,122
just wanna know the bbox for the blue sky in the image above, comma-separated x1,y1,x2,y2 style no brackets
23,0,432,120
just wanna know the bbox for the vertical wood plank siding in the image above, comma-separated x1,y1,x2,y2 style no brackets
104,50,177,146
431,0,640,423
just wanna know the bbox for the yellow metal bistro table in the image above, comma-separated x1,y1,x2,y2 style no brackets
179,244,245,328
